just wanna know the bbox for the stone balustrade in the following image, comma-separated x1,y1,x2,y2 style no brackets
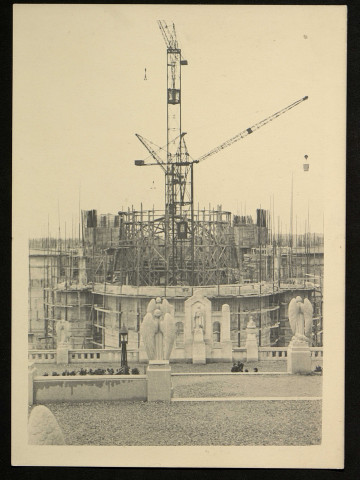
28,351,57,363
310,347,323,358
28,348,139,364
259,346,323,360
259,347,288,359
28,346,323,364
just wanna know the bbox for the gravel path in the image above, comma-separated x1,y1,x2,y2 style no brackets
172,374,322,398
41,400,321,446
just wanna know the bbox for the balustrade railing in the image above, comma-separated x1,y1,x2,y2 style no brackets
28,348,139,364
259,347,288,359
28,350,56,363
28,346,323,364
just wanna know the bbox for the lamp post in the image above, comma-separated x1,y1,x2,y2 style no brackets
119,325,128,367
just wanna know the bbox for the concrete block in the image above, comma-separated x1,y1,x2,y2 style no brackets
147,360,172,402
192,341,206,364
221,340,234,362
287,342,312,374
56,345,69,365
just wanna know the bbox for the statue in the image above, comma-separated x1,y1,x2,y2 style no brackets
288,296,313,343
247,315,256,329
193,305,205,331
56,320,70,345
140,297,176,361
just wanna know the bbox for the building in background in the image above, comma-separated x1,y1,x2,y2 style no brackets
28,207,323,355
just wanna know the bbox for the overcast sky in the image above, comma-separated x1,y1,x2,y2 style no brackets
13,4,346,238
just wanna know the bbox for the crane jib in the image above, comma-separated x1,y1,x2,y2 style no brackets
196,95,308,163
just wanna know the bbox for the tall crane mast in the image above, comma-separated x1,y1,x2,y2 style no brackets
158,20,190,285
135,21,309,286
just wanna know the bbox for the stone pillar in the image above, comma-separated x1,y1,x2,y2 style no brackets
287,339,311,374
28,362,38,406
221,304,233,362
56,343,69,365
192,328,206,364
245,316,259,362
147,360,172,402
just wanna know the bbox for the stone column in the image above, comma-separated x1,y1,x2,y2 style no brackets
245,316,259,362
147,360,172,402
192,328,206,364
28,362,38,406
287,338,311,374
221,304,233,362
56,343,69,365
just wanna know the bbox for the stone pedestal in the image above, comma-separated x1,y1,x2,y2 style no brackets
147,360,172,402
287,340,311,374
56,343,69,365
245,318,259,362
192,328,206,364
28,362,38,406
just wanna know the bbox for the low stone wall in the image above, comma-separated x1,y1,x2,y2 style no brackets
33,375,147,403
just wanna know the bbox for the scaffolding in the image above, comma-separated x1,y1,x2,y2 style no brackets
83,206,239,287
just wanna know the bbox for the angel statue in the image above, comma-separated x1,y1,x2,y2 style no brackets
140,297,176,361
288,296,313,343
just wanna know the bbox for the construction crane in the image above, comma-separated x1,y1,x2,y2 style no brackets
196,96,308,164
134,21,309,286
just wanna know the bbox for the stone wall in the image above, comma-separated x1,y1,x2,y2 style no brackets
33,375,147,403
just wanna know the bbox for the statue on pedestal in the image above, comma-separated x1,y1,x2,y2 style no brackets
288,296,313,344
192,305,205,342
140,297,176,361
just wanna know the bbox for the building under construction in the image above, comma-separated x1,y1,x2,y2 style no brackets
28,21,323,360
29,206,323,357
